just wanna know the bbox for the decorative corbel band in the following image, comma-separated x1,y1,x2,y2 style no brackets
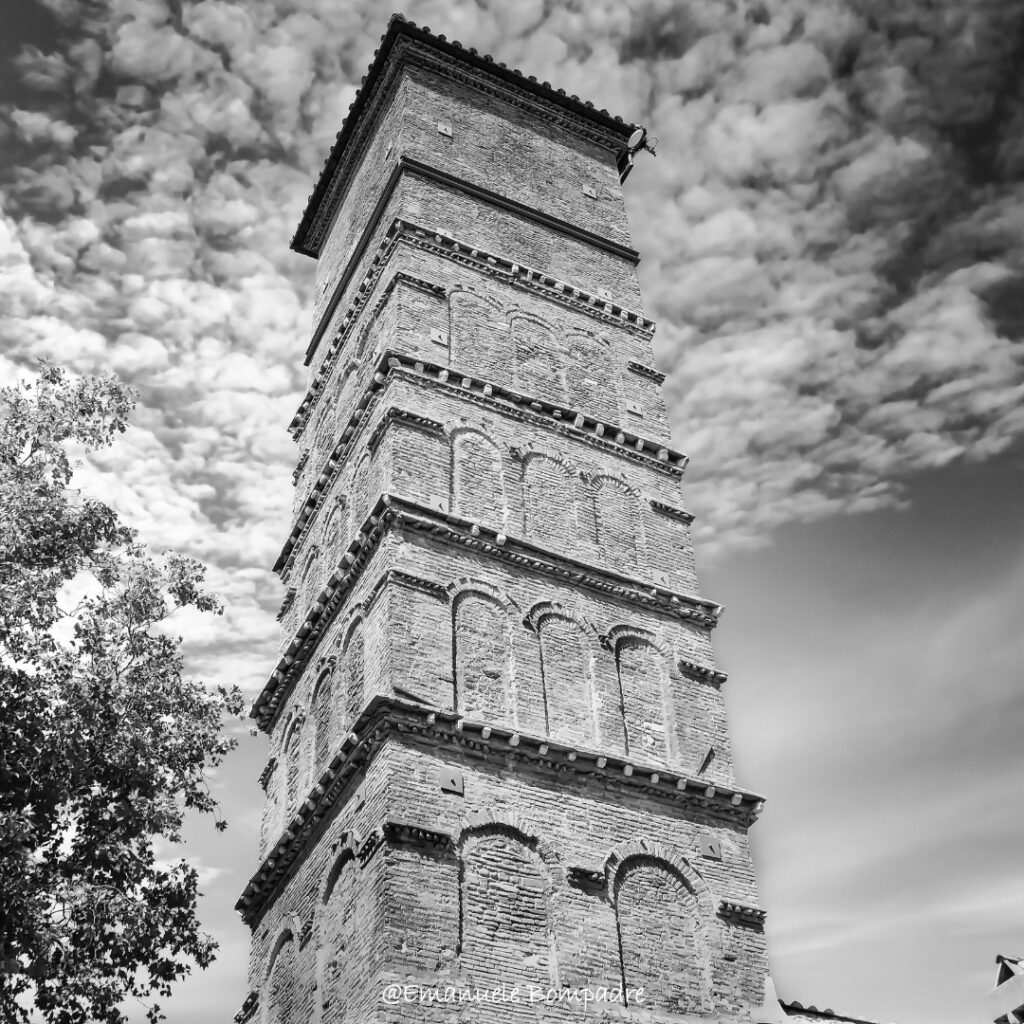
293,213,657,436
365,568,449,611
383,820,454,850
357,829,384,864
650,499,695,525
260,493,724,731
567,866,605,893
627,360,667,384
234,991,258,1024
717,900,767,928
257,757,277,791
372,271,447,320
237,697,767,925
366,406,444,455
280,346,688,576
276,588,296,623
678,658,728,687
291,449,309,484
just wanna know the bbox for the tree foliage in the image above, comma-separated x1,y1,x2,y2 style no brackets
0,365,244,1023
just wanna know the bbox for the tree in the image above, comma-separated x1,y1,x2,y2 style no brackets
0,364,244,1024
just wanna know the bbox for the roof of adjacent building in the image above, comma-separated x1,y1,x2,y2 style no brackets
997,953,1024,984
781,999,894,1024
291,12,637,256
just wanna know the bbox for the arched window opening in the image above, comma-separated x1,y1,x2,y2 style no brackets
537,615,594,744
320,852,358,1022
593,478,640,570
615,858,703,1014
284,720,303,817
460,830,551,1000
522,456,574,550
615,637,672,762
452,592,508,722
452,431,505,526
265,932,298,1024
312,669,333,775
511,316,565,405
450,290,503,381
340,620,365,729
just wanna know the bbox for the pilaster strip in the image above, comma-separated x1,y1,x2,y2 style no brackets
236,696,766,925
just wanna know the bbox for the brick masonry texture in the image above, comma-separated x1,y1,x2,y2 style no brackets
243,22,777,1024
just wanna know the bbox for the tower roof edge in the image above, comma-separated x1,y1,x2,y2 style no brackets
290,13,637,258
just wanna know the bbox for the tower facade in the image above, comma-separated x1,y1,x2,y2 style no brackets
237,16,777,1024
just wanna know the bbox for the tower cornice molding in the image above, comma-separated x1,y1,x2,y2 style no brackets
302,200,653,387
292,15,636,258
259,493,723,731
281,355,687,576
236,695,766,926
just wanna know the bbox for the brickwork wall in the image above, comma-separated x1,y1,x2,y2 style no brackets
295,257,669,517
282,371,697,649
259,528,736,868
312,76,409,326
249,735,768,1024
400,66,631,246
312,58,632,338
247,30,773,1024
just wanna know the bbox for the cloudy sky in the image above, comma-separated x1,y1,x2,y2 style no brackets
2,0,1022,1022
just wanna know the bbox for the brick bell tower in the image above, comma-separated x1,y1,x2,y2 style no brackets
236,15,782,1024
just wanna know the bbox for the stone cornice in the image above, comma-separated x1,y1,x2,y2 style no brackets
257,757,276,792
275,587,296,623
650,499,696,525
365,406,443,456
382,820,454,850
290,448,309,484
364,568,448,609
235,696,766,926
258,493,723,732
627,360,666,384
678,658,729,687
279,353,686,576
717,899,767,929
233,991,258,1023
292,15,635,258
297,214,655,427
